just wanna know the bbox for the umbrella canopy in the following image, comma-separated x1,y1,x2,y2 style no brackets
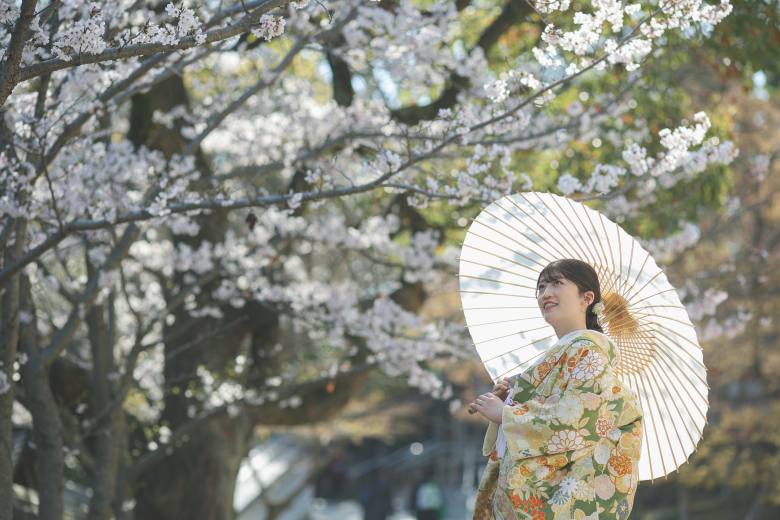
458,190,708,481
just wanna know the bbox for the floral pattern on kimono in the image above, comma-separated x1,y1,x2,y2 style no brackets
473,330,643,520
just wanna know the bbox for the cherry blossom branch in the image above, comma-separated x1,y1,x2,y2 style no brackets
0,4,689,289
182,6,358,155
16,0,293,83
0,0,38,106
41,222,142,366
0,17,652,288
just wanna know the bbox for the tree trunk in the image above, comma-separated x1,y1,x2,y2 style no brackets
134,414,252,520
19,274,64,520
0,217,28,520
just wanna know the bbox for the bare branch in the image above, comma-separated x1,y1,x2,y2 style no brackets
16,0,292,83
0,0,38,105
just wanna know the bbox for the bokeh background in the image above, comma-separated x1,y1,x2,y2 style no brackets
2,1,779,519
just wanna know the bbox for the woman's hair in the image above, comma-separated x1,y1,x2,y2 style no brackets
536,258,603,333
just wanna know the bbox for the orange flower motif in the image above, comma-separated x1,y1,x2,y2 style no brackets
490,449,498,461
612,385,621,394
537,361,552,379
596,417,613,437
513,403,530,416
519,465,531,476
609,454,633,476
510,492,521,509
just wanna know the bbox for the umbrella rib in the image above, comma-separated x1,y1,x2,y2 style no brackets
496,198,578,262
645,313,700,330
621,249,652,305
458,257,539,282
624,274,673,308
545,197,598,266
633,324,707,387
526,192,600,265
655,323,705,353
474,324,551,347
470,219,555,268
632,351,675,476
632,326,708,403
640,304,690,312
458,273,538,291
460,289,537,299
483,332,558,363
466,316,541,328
648,343,708,428
484,204,563,263
626,334,691,468
459,245,543,279
462,305,543,310
621,327,650,372
570,197,609,271
630,364,669,477
644,355,699,450
627,370,655,479
610,213,628,296
616,231,636,299
463,230,546,270
599,212,632,300
604,306,683,334
560,194,605,266
582,204,615,273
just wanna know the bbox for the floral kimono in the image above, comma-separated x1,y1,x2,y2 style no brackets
473,329,643,520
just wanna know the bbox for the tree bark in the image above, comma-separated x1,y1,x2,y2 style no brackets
134,413,252,520
19,275,64,520
85,265,124,520
0,217,27,520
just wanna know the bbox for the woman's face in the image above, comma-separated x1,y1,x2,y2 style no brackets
536,274,593,327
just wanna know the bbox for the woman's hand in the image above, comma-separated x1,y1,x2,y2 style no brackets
472,392,505,424
468,378,510,415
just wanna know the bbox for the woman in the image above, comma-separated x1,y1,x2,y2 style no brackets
470,259,643,519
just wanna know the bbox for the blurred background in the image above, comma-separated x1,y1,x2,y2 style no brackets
4,1,780,519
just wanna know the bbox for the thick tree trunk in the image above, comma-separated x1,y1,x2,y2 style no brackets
19,275,64,520
0,218,27,520
85,274,124,520
134,414,252,520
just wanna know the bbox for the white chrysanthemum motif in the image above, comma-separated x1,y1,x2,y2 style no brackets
574,478,596,501
556,394,583,425
560,476,579,494
592,301,605,316
571,350,606,380
547,430,585,453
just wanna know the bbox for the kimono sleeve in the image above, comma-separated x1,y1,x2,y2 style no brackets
500,336,614,460
481,421,499,457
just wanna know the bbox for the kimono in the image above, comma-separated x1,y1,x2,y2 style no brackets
473,329,643,520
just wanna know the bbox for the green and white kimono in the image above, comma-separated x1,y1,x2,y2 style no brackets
473,329,643,520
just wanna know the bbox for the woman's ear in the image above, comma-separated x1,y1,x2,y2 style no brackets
584,290,595,306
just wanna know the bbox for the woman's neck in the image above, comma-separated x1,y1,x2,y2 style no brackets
554,322,588,339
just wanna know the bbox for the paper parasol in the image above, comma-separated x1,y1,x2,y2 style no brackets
458,191,708,481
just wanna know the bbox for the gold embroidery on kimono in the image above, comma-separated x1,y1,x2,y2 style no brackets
473,330,643,520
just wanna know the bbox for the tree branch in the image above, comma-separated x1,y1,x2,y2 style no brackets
16,0,292,83
0,0,38,106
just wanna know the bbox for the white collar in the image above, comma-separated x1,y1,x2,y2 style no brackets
555,328,589,345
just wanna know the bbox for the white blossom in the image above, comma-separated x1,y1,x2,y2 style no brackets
557,173,583,195
252,14,286,41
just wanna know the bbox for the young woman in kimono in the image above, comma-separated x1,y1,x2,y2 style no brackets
470,259,643,520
